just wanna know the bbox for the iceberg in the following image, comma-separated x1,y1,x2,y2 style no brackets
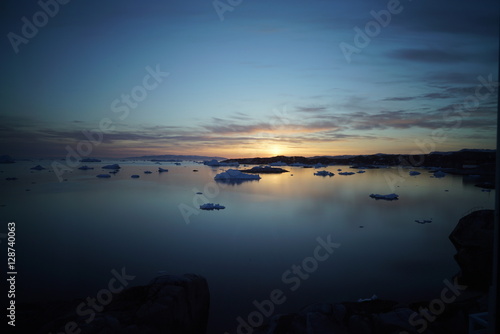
415,219,432,224
357,170,366,173
241,166,288,173
158,167,169,172
290,162,306,167
339,172,355,175
369,193,399,200
409,171,421,176
102,164,120,169
200,203,225,210
30,165,46,170
214,169,261,181
433,171,446,178
313,163,327,168
314,170,334,177
96,174,111,178
203,159,239,167
131,175,140,178
144,171,152,174
78,165,94,170
269,161,287,166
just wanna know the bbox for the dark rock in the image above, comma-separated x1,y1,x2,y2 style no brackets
18,274,210,334
449,209,494,290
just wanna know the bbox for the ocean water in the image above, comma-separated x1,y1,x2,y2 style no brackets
0,160,495,333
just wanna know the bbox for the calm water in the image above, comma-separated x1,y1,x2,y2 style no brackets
0,160,495,333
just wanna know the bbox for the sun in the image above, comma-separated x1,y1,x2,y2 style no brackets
268,144,283,157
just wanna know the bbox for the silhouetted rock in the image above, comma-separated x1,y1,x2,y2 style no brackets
449,209,494,290
18,274,210,334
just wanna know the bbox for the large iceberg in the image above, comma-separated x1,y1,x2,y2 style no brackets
314,170,334,177
369,193,399,200
214,169,261,181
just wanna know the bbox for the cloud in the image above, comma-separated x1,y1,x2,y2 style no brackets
387,48,467,63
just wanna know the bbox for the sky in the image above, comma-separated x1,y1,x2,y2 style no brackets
0,0,498,159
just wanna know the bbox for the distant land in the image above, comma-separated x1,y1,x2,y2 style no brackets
124,154,228,161
223,149,496,173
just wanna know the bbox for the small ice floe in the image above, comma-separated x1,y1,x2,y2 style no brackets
415,219,432,224
131,175,140,178
409,171,421,176
158,167,169,172
80,158,101,162
144,171,152,174
78,165,94,170
96,174,111,178
357,170,366,173
174,162,181,165
109,170,119,174
314,170,334,177
433,171,446,178
214,169,261,181
358,294,378,303
339,172,355,176
30,165,46,170
196,192,203,195
5,177,18,181
200,203,225,210
193,169,199,172
337,169,342,171
369,193,399,200
102,164,120,169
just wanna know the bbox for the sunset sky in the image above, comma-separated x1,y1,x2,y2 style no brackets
1,0,498,159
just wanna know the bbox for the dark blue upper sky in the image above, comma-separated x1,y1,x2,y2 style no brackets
1,0,498,158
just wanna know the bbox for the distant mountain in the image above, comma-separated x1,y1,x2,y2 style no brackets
125,154,227,161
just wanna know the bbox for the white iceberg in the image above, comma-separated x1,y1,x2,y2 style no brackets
96,174,111,178
214,169,261,181
314,170,334,177
369,193,399,200
409,171,421,176
200,203,225,210
102,164,120,169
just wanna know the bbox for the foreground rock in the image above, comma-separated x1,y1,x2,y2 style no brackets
18,274,210,334
449,209,494,290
